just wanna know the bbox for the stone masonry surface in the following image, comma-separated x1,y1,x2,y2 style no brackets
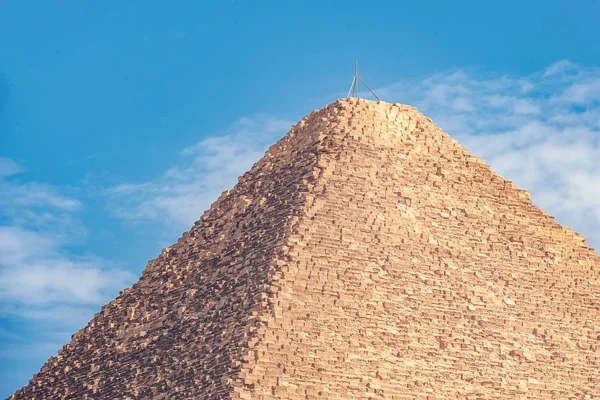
9,99,600,399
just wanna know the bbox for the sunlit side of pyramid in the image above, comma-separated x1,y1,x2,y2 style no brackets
10,99,600,399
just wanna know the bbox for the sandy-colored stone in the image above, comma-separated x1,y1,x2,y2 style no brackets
9,98,600,399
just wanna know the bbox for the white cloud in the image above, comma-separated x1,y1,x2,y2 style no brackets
0,157,26,177
0,229,131,305
108,115,293,228
0,227,55,265
379,61,600,248
3,182,82,211
542,59,578,77
556,78,600,104
0,160,132,310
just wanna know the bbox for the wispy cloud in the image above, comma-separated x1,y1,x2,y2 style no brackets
0,161,132,307
0,157,26,177
378,60,600,248
542,59,578,78
0,226,130,304
108,115,293,229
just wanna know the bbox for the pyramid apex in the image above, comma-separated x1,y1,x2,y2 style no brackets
329,97,420,111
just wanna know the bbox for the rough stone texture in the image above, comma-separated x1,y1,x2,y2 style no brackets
9,99,600,399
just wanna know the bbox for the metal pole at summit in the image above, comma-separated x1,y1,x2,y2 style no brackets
346,60,380,101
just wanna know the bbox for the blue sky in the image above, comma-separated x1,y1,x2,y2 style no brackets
1,0,600,396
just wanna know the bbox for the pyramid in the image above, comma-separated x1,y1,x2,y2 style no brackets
10,99,600,399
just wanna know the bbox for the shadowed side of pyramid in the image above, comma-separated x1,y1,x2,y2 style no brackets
10,98,600,400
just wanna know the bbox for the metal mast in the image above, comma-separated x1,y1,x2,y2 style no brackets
346,60,380,101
